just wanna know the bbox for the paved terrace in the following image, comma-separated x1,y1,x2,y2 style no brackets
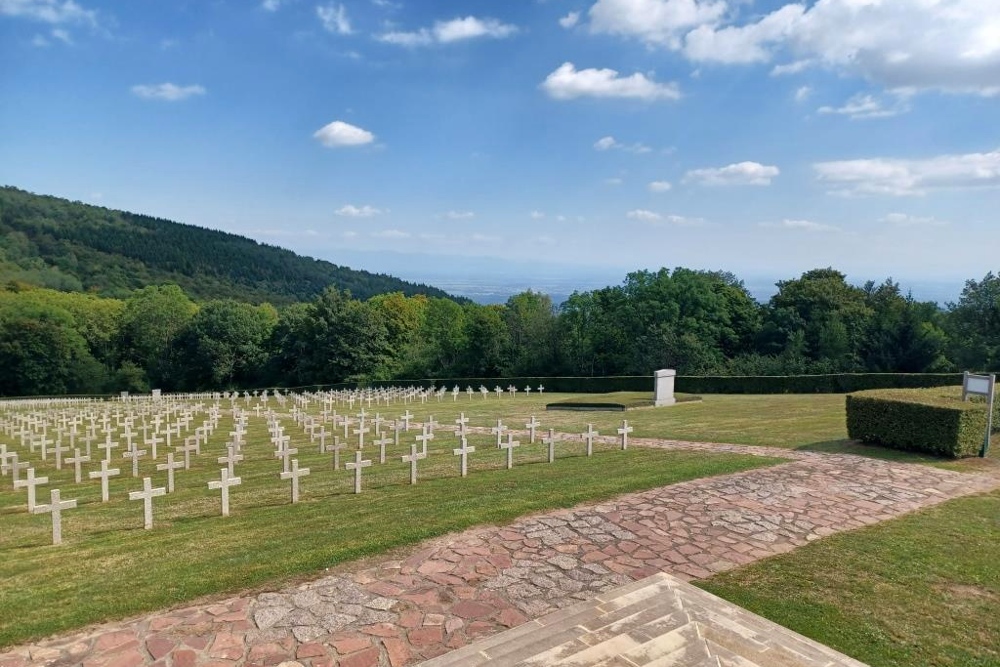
2,436,997,667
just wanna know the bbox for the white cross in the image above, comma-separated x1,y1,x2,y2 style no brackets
66,448,91,484
178,441,197,470
5,452,28,484
14,467,48,512
156,452,183,493
453,438,475,477
33,488,77,546
401,443,426,485
455,413,469,437
218,445,244,476
401,410,414,432
543,429,556,463
618,420,633,450
326,437,345,470
415,425,434,457
280,459,310,504
374,434,392,464
88,459,120,502
583,424,598,457
525,416,541,444
353,421,370,449
538,385,545,395
274,443,298,474
500,432,520,469
123,443,147,477
208,468,241,517
491,419,506,448
52,439,69,470
344,450,372,494
128,477,166,530
425,415,439,433
146,432,163,459
97,434,116,462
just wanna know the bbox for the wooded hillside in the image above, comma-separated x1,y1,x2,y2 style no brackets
0,186,455,304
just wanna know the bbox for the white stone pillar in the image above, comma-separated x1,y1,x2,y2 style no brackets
654,369,677,407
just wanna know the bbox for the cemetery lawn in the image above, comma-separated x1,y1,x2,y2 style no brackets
0,435,780,648
697,489,1000,667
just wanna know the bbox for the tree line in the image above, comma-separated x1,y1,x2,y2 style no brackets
1,267,998,397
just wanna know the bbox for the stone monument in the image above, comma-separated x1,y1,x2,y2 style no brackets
654,369,677,407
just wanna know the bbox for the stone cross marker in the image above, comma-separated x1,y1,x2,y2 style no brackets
326,436,345,470
525,416,541,444
500,432,520,470
128,477,166,530
401,443,426,485
491,419,506,448
88,459,121,502
583,424,598,457
401,410,414,432
455,413,469,436
146,432,163,460
156,453,183,493
453,438,475,477
124,443,147,477
14,467,48,512
33,488,77,546
208,468,241,517
353,419,370,449
274,443,298,474
543,428,556,463
415,425,433,456
52,439,69,470
618,420,634,450
345,450,372,494
66,448,91,484
374,434,392,464
279,459,310,503
218,445,244,476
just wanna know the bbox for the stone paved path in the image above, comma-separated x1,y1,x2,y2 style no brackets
2,436,997,667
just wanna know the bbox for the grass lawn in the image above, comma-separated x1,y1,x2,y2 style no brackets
0,405,780,648
697,489,1000,667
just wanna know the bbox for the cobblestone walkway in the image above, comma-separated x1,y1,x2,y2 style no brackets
2,437,997,667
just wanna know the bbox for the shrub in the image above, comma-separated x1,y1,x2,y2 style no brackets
846,386,996,458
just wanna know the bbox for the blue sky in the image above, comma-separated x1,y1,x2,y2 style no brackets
2,0,999,296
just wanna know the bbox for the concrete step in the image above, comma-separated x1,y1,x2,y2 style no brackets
415,573,869,667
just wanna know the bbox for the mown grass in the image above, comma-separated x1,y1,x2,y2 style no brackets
698,489,1000,667
0,401,780,648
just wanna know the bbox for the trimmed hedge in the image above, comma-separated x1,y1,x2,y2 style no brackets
675,373,962,394
846,387,996,458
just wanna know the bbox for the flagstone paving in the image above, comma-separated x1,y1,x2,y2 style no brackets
2,435,997,667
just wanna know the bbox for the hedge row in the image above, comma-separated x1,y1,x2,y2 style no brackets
846,387,996,458
347,373,965,395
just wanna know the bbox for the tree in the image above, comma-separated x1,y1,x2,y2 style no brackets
174,300,277,389
117,284,197,389
946,272,1000,371
296,288,392,383
505,291,556,375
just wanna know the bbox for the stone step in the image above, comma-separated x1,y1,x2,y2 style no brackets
415,573,869,667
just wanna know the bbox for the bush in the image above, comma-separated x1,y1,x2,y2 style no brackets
846,387,996,458
676,373,962,394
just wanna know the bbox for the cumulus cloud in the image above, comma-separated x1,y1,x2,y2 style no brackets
0,0,97,25
261,0,281,11
814,149,1000,196
541,62,681,101
683,161,779,186
648,180,672,192
761,219,840,232
377,16,517,46
627,209,662,222
560,11,580,28
593,135,652,153
794,85,811,103
335,204,383,217
131,83,206,101
818,94,908,120
313,120,375,147
881,213,948,227
628,209,701,225
317,3,352,34
584,0,1000,96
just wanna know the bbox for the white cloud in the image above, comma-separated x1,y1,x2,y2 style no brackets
588,0,726,48
560,11,580,29
317,3,352,35
50,27,70,42
588,0,1000,96
794,85,811,103
814,149,1000,196
881,213,948,227
818,94,908,120
628,209,702,225
648,180,672,192
530,210,545,219
31,33,48,46
683,161,779,186
541,62,681,101
377,16,517,46
627,209,661,222
261,0,282,11
131,83,206,102
335,204,383,217
761,219,840,233
593,135,652,153
445,210,475,220
313,120,375,147
373,229,410,239
0,0,97,25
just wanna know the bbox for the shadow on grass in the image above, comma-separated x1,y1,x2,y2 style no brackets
798,439,998,472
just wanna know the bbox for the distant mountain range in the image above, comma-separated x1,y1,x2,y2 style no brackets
0,187,456,304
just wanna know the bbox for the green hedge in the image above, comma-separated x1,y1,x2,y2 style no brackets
307,373,967,395
846,387,996,458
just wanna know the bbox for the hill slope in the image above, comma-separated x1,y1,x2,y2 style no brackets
0,186,456,304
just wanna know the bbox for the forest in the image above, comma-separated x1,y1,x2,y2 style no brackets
1,267,998,397
0,186,454,304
